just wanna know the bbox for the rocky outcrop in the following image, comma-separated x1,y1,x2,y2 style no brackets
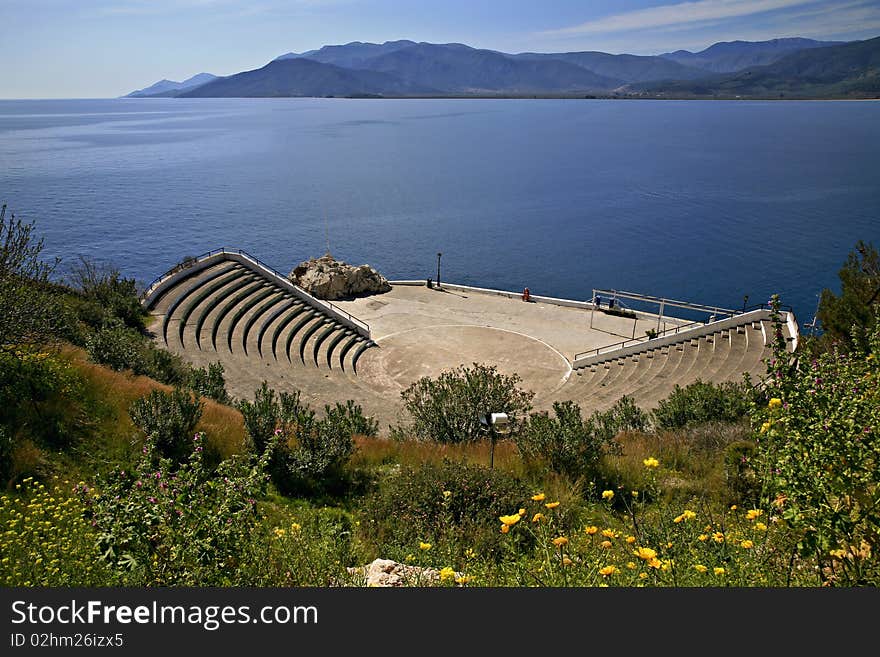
346,559,462,587
289,254,391,300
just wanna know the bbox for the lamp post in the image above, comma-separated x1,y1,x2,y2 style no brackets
742,295,749,313
436,252,442,290
480,412,510,470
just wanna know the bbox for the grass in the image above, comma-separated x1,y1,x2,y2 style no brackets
53,346,246,475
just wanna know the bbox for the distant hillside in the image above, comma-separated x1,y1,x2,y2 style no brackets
660,37,843,73
346,42,622,93
122,35,878,99
640,36,880,98
125,73,219,98
177,58,434,98
278,40,418,68
511,50,710,83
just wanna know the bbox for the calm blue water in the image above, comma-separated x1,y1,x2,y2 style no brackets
1,97,878,323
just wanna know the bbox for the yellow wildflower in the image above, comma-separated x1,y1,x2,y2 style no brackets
552,536,569,547
532,513,545,523
585,525,599,535
602,529,617,538
829,549,847,559
754,522,768,532
518,508,526,516
442,490,452,499
639,572,648,580
499,514,521,526
647,558,662,569
768,398,782,409
273,527,286,539
626,562,637,570
465,548,476,559
419,542,432,551
643,457,660,468
601,490,614,501
545,501,560,509
439,567,456,582
290,523,301,532
635,547,657,561
730,505,738,511
741,540,754,549
625,535,636,544
631,491,639,498
531,493,546,501
745,509,763,520
694,564,708,573
600,540,613,549
599,566,618,577
713,532,725,544
562,557,573,566
500,524,509,534
760,421,772,434
456,575,472,585
714,567,725,576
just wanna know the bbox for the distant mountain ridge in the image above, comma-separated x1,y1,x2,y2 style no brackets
659,37,844,72
124,36,878,99
640,36,880,98
125,72,219,98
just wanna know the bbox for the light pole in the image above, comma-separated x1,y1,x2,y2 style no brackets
436,252,442,290
480,413,509,470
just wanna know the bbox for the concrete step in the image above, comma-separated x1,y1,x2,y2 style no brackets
208,279,266,353
241,294,291,357
256,300,299,359
161,265,248,345
225,286,278,354
150,260,239,315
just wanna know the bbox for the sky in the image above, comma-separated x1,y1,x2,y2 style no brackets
1,0,879,98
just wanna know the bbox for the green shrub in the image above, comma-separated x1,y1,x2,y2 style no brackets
359,460,528,562
85,320,146,373
591,395,651,442
237,382,364,496
754,298,880,585
187,362,230,404
0,426,11,486
321,400,378,438
128,388,203,463
653,380,753,430
398,363,534,443
81,431,277,585
0,348,90,453
517,400,621,481
69,257,146,331
143,345,189,385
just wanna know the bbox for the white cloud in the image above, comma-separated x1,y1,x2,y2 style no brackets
541,0,819,37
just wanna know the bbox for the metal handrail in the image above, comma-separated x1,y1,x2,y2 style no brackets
141,247,370,334
573,302,794,361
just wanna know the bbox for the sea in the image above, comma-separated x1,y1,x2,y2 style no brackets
1,97,878,324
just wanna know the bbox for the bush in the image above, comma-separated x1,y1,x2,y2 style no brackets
0,348,90,453
85,320,146,373
128,388,203,463
69,256,146,331
754,298,880,585
398,363,534,443
360,459,528,561
237,382,365,495
591,395,651,442
187,361,230,404
144,345,190,385
652,380,753,431
516,401,615,481
321,400,378,438
80,432,277,585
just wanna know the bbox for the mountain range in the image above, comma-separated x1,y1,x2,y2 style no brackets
125,36,880,99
